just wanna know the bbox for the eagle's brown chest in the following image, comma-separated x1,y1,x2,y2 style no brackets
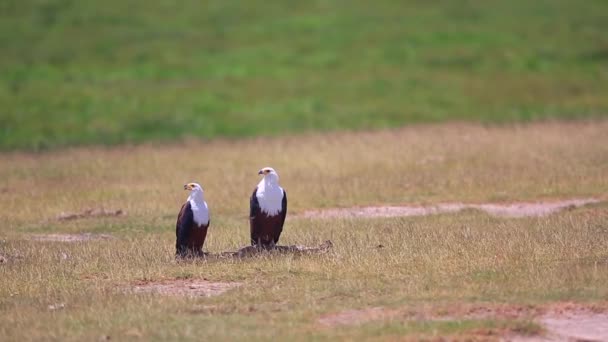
186,224,208,248
251,213,284,245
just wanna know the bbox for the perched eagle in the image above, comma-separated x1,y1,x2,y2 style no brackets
250,167,287,249
175,182,210,258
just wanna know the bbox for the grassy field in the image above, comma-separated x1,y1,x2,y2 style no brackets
2,0,608,150
1,121,607,340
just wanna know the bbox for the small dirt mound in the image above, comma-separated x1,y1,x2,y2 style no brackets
30,233,115,242
301,199,600,219
57,208,125,221
131,279,240,297
202,240,334,259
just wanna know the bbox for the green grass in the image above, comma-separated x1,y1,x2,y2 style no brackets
1,0,608,150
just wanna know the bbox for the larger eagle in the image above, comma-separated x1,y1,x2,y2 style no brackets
175,182,210,258
250,167,287,249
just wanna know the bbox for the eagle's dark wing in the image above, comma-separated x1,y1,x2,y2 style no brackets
250,187,260,219
249,187,261,246
274,189,287,244
176,201,193,257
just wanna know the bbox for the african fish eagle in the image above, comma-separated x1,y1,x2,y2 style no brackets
250,167,287,249
176,182,210,258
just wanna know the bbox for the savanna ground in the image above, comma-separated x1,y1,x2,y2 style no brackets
1,121,608,341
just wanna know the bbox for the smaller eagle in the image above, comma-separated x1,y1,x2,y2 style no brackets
176,182,210,258
250,167,287,249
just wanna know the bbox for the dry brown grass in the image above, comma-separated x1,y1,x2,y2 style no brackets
1,121,607,340
1,208,607,340
1,120,607,228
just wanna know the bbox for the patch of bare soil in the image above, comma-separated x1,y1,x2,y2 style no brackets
30,233,115,242
130,279,241,297
510,303,608,342
56,208,125,221
538,313,608,342
318,302,608,341
301,199,600,219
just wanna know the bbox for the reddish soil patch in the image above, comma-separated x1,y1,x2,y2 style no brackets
30,233,115,242
301,198,599,219
318,307,401,327
317,303,537,328
318,302,608,341
130,279,241,297
56,208,125,221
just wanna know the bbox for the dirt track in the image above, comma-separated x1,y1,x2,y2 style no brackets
300,198,600,219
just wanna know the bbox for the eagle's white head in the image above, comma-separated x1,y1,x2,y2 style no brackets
183,182,209,225
184,182,205,201
256,167,283,216
258,167,279,183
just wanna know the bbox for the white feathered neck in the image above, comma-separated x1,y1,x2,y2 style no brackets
256,173,284,216
188,188,209,226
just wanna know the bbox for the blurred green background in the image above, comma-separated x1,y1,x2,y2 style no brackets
1,0,607,150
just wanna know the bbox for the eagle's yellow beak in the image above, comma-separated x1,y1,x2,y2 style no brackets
184,184,192,190
258,170,264,175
